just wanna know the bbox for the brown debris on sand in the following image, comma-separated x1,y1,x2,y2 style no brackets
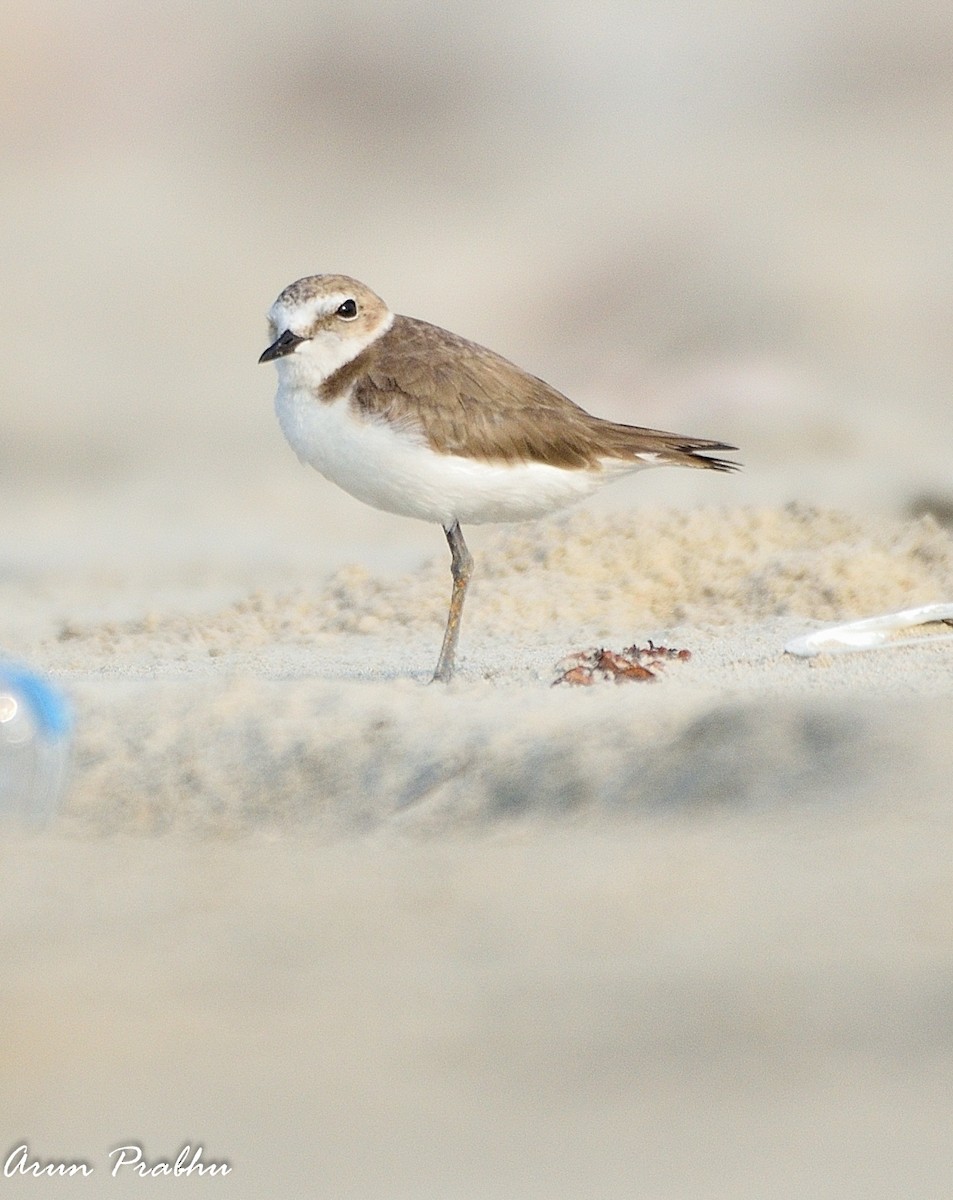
553,642,692,686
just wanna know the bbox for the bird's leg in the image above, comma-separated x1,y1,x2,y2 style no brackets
432,521,473,683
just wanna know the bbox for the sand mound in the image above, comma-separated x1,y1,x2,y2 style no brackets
48,506,953,661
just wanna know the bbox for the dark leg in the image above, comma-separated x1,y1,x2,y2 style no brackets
432,521,473,683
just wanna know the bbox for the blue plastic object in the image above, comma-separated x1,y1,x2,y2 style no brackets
0,663,72,823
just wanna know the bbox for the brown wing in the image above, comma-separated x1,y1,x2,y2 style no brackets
333,315,738,472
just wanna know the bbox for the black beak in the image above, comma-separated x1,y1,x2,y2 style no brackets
259,329,307,363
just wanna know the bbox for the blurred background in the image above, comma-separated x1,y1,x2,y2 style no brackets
3,0,952,578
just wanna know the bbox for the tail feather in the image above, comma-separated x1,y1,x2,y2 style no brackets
601,422,741,473
661,439,740,473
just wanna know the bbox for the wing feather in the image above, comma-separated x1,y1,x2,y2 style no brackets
329,316,738,472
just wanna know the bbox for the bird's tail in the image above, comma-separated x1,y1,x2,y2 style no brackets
651,435,740,473
601,423,740,472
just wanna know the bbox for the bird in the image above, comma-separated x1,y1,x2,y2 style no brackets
259,274,738,681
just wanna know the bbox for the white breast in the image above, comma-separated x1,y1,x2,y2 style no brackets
274,382,644,526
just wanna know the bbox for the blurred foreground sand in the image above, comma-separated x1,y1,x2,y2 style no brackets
3,504,953,1198
4,809,953,1199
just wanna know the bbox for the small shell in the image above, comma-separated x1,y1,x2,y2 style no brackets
784,603,953,657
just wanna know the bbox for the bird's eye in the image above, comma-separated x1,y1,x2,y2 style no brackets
336,299,358,319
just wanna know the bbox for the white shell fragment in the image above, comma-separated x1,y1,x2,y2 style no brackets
784,603,953,657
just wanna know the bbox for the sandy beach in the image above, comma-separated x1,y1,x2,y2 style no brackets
4,2,953,1195
16,502,953,837
4,495,953,1198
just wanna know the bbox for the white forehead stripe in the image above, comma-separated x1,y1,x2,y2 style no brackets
269,291,359,331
